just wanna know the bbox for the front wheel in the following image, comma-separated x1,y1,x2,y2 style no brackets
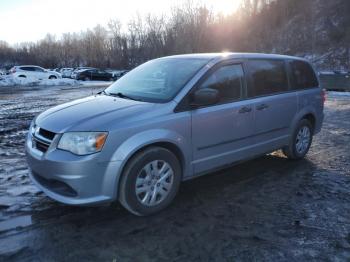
49,75,57,79
283,119,313,160
119,147,181,216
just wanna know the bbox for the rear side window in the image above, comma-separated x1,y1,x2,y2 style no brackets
34,67,45,72
247,60,288,97
199,64,244,103
289,60,319,89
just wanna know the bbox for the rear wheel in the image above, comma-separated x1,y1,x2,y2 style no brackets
18,75,26,78
49,75,57,79
283,119,313,160
119,147,181,216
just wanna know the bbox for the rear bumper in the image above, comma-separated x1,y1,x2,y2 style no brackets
26,133,122,206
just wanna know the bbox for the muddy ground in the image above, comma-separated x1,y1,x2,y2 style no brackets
0,86,349,262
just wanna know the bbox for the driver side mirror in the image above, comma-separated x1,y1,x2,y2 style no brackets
191,88,220,107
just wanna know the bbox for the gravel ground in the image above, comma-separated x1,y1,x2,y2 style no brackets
0,86,349,261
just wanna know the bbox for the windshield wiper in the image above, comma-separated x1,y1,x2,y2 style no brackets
98,90,108,95
107,92,142,101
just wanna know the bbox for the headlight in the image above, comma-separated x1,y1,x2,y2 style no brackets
58,132,108,155
29,119,36,135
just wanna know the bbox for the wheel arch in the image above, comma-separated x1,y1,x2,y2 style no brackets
126,141,185,174
301,113,316,132
291,107,317,134
109,129,191,200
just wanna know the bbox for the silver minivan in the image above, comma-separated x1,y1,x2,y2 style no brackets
26,53,324,216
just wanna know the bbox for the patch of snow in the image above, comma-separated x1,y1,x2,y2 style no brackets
319,71,335,75
80,80,114,87
0,75,113,87
327,91,350,97
0,196,19,208
6,185,42,196
0,75,80,87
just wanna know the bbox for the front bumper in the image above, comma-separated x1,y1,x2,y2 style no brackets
26,133,122,206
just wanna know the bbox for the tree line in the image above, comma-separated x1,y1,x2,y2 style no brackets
0,0,349,70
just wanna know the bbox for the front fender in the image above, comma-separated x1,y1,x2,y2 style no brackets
111,128,192,183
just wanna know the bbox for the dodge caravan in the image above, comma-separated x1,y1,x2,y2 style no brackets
26,53,324,216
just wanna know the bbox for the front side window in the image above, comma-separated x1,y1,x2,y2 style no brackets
289,60,319,89
199,64,243,103
105,58,210,103
248,60,288,97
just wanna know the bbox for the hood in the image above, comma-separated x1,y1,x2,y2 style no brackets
35,95,157,133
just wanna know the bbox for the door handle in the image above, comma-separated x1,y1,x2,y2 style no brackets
256,104,269,111
239,107,252,113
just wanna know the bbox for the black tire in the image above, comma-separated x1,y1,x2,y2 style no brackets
18,75,26,78
119,147,182,216
283,119,313,160
49,75,57,79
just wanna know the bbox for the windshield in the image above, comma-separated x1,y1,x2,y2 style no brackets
105,58,210,103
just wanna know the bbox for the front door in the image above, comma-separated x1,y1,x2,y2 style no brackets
191,63,255,174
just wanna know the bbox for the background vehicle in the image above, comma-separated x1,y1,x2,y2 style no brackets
60,68,74,78
26,53,324,216
115,70,129,79
75,69,114,81
70,67,96,79
9,65,61,80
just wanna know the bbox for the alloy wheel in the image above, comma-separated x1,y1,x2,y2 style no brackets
295,126,311,154
135,160,174,206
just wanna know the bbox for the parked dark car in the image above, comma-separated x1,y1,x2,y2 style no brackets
75,69,114,81
116,70,129,79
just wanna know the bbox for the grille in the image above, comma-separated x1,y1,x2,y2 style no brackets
34,139,50,152
39,128,56,140
32,127,56,153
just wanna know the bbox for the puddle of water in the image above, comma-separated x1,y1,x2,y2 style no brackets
0,215,32,232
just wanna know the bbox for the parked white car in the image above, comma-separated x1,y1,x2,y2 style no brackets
9,65,61,80
60,68,74,78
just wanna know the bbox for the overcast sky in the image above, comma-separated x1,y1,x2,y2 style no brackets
0,0,241,45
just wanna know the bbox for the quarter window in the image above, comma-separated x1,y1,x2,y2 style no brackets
199,64,244,103
289,60,318,89
248,60,288,97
